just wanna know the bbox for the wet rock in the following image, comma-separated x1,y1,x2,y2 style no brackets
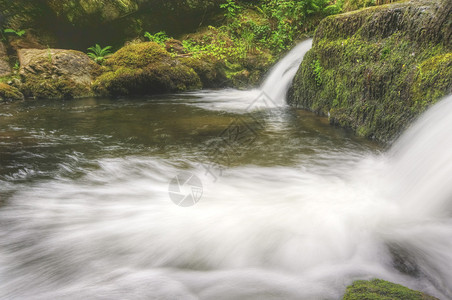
18,48,101,99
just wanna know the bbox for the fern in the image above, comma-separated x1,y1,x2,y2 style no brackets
87,44,112,65
3,28,26,37
144,31,169,46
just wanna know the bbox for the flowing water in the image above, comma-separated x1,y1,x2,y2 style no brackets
0,41,451,299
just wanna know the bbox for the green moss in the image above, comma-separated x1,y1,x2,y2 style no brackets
0,83,24,101
180,56,229,88
289,0,452,142
343,279,438,300
104,42,170,69
21,75,91,99
412,53,452,110
94,62,201,96
0,75,21,84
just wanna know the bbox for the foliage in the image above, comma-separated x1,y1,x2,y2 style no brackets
213,0,345,57
182,26,249,61
1,28,26,42
13,61,20,71
87,44,113,65
311,59,323,85
3,28,26,37
47,47,53,63
220,0,242,19
144,31,169,46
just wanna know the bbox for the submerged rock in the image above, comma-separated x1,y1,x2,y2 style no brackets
289,0,452,142
18,48,100,99
0,83,24,101
343,279,438,299
93,42,202,96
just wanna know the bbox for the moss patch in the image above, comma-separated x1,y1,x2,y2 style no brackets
289,0,452,142
0,83,24,101
21,76,91,99
180,56,229,88
104,42,170,69
343,279,438,300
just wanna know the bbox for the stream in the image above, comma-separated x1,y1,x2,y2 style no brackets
0,40,451,299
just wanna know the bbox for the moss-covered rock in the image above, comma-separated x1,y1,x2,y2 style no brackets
18,48,101,99
93,42,202,96
343,279,438,300
180,56,229,88
342,0,399,12
0,82,24,101
289,0,452,142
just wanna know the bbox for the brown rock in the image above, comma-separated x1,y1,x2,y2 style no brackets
18,48,101,99
0,42,12,77
165,39,185,55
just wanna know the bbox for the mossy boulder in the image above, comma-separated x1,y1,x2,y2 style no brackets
289,0,452,142
180,56,229,88
93,42,202,96
343,279,438,300
0,83,24,101
18,48,101,99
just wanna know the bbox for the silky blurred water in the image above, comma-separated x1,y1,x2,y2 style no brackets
0,40,451,299
1,92,452,299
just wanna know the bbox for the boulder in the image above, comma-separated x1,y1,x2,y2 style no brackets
93,42,202,96
289,0,452,142
0,42,12,77
18,48,101,99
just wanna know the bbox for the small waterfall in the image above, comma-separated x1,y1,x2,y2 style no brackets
185,39,312,111
260,39,313,105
